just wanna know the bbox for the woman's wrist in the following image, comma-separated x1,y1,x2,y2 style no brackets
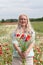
18,51,22,57
25,51,29,56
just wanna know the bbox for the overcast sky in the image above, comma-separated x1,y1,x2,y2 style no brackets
0,0,43,19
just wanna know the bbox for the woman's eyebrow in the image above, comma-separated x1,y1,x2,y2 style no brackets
19,18,27,20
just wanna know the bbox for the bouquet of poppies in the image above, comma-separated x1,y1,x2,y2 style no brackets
16,33,31,65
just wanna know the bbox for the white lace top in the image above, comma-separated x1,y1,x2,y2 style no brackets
12,29,35,57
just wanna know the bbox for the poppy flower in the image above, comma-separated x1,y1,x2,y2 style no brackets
0,51,2,55
0,47,2,51
16,34,20,37
6,48,9,50
34,59,38,63
36,47,41,53
20,34,25,39
25,35,31,41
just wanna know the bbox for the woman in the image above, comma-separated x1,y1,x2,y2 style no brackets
12,14,35,65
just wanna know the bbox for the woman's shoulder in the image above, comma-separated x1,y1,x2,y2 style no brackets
30,29,35,34
31,30,35,38
11,31,16,38
28,29,35,36
12,28,21,36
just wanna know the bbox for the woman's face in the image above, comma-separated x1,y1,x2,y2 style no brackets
19,15,28,27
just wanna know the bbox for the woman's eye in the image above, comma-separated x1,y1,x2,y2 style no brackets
20,18,27,20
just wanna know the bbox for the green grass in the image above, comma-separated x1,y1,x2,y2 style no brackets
0,21,43,33
31,21,43,32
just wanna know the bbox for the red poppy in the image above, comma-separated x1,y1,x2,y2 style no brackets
0,47,2,51
20,34,25,39
34,59,38,63
25,35,31,41
6,48,9,50
0,46,2,55
36,47,41,53
16,34,20,37
0,51,2,55
37,49,41,53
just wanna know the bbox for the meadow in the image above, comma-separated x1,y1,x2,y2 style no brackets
0,21,43,65
31,21,43,32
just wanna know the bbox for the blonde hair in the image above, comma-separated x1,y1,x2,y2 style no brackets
15,14,35,33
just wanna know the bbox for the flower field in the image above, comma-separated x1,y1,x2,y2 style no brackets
0,24,43,65
34,33,43,65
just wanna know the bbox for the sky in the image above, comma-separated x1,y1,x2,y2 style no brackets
0,0,43,19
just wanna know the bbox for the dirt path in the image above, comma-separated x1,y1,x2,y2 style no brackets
0,22,18,25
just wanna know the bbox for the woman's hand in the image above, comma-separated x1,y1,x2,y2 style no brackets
20,52,25,59
18,51,25,59
18,51,27,59
22,51,29,58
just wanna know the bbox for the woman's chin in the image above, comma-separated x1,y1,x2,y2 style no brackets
21,24,26,27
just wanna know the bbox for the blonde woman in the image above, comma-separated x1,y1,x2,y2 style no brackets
12,14,35,65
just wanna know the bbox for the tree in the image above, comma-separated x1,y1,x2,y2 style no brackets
1,19,5,23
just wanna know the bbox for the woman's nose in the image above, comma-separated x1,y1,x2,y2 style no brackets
22,19,25,22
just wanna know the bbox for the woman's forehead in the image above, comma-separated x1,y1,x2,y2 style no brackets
19,15,28,19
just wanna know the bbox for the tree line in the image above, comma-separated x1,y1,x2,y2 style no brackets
30,17,43,22
0,17,43,23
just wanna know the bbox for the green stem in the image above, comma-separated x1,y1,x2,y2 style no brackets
22,58,26,65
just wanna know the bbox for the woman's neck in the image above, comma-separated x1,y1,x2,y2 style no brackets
21,26,27,33
21,25,27,29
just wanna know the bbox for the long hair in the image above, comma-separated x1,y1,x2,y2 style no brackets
15,14,35,34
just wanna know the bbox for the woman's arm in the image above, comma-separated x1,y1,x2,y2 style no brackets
25,43,34,55
13,44,25,58
24,31,35,56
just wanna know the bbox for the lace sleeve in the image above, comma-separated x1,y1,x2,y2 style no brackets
31,31,35,44
11,32,18,45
